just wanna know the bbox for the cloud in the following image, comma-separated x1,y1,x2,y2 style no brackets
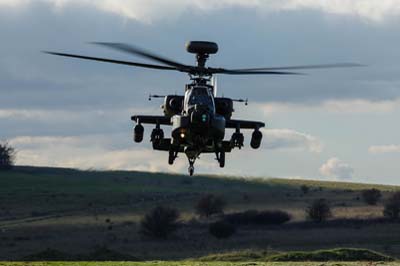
368,145,400,154
257,98,400,115
0,109,89,120
262,128,322,153
1,0,399,22
319,157,354,179
270,0,400,22
0,107,159,138
8,135,188,172
6,134,220,173
0,0,28,7
0,107,149,121
5,129,322,174
322,99,400,113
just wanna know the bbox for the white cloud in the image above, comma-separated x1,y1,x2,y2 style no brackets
1,0,399,22
272,0,400,22
0,109,77,120
262,128,323,153
0,107,153,123
319,157,354,179
322,99,399,114
6,129,322,174
369,145,400,154
7,134,223,173
0,0,29,7
257,98,400,115
8,135,188,172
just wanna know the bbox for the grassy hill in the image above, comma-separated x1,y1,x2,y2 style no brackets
0,166,399,261
1,262,399,266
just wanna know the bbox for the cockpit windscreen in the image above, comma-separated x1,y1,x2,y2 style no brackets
188,87,214,107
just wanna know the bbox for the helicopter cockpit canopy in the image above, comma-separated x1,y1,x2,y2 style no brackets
185,86,215,112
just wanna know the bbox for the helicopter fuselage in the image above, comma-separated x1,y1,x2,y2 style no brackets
171,85,225,154
132,78,265,175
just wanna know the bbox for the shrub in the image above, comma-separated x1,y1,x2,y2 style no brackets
306,198,332,223
180,178,193,185
83,246,139,261
224,210,258,225
224,210,291,225
242,193,250,202
198,250,269,261
267,248,393,262
22,248,71,261
195,194,226,218
383,191,400,220
198,248,393,262
0,142,16,170
361,188,382,205
255,210,291,225
139,206,180,239
209,220,236,239
300,185,310,194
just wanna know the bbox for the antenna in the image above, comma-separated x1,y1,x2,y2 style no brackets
232,98,248,106
148,94,165,101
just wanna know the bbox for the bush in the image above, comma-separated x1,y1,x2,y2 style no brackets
22,247,140,261
83,246,140,261
209,220,236,239
300,185,310,194
198,250,270,262
22,248,72,261
306,198,332,223
139,206,180,239
383,191,400,220
0,142,16,170
361,188,382,205
224,210,258,225
195,194,226,218
267,248,393,262
256,210,291,225
198,248,393,262
224,210,291,225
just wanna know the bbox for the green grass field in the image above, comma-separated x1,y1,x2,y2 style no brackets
0,166,399,262
1,262,400,266
0,262,398,266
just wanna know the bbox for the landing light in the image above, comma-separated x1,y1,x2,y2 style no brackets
180,132,185,138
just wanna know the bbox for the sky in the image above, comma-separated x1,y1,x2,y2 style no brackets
0,0,400,184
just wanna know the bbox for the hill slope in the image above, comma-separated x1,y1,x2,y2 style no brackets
0,166,399,260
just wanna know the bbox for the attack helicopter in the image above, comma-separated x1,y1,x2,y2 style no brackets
45,41,361,175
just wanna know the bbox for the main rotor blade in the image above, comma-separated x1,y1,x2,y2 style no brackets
209,68,302,75
92,42,191,71
43,51,178,71
226,63,364,72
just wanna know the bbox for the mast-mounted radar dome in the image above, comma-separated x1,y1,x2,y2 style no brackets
186,41,218,55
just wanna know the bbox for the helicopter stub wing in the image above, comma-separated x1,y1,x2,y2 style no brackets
226,119,265,129
131,115,172,125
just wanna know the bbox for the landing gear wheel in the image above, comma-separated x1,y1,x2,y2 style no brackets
168,150,175,165
230,132,244,149
219,151,225,168
188,165,194,176
186,152,197,176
